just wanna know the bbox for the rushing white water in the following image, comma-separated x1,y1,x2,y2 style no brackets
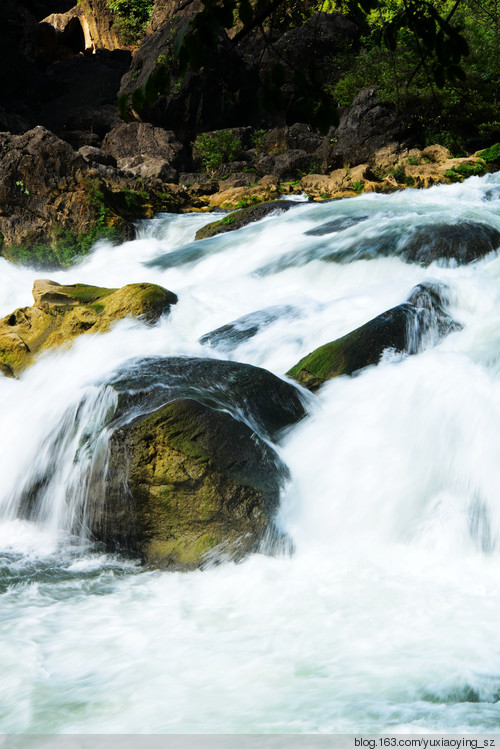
2,175,500,733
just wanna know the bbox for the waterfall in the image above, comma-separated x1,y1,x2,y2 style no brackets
1,173,500,733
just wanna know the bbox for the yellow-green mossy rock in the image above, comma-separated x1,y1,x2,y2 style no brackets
0,280,177,376
91,398,287,570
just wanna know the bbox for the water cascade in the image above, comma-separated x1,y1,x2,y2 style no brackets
1,174,500,733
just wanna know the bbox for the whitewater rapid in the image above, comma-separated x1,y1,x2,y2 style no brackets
1,174,500,733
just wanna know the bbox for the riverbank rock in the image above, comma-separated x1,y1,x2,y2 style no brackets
90,398,289,569
287,282,460,390
0,127,132,267
0,280,177,376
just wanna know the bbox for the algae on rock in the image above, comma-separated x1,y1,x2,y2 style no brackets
0,279,177,376
90,398,288,569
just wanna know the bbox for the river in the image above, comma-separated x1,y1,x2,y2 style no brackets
1,174,500,733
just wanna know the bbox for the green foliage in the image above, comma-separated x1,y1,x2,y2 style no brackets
235,195,261,208
478,143,500,163
251,129,267,154
192,131,242,172
444,161,487,181
352,180,364,194
106,0,154,44
5,227,120,270
15,180,29,196
220,214,238,225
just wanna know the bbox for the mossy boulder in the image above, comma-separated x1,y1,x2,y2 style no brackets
287,282,460,390
0,280,177,376
195,201,295,240
90,398,288,569
108,355,307,441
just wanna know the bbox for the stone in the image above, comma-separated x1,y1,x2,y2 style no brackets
422,144,452,163
195,200,296,240
287,282,461,390
331,89,404,166
89,398,289,569
107,356,307,441
0,280,177,376
102,122,185,168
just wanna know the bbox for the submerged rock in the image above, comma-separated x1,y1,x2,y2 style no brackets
402,222,500,265
0,280,177,376
199,305,300,351
287,282,461,390
107,355,307,441
89,398,289,570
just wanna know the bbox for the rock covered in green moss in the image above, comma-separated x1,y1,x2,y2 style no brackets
287,282,460,390
91,398,288,569
195,200,295,240
0,280,177,376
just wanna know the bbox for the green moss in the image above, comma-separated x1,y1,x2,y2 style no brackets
477,143,500,164
444,161,487,183
60,284,118,304
287,338,349,390
220,214,237,226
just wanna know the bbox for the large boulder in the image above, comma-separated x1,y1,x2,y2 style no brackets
287,282,461,390
0,280,177,377
102,122,185,179
89,398,289,569
107,356,308,441
331,89,404,166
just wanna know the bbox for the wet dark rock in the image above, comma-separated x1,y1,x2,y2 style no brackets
402,222,500,265
265,219,500,272
106,356,308,441
195,201,296,240
200,305,300,351
287,282,461,390
89,398,289,570
305,216,368,236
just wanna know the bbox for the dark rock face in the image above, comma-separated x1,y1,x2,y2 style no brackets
0,126,134,266
331,89,404,166
38,50,131,143
200,305,300,351
252,13,359,121
106,356,308,441
195,200,295,240
118,17,260,141
88,398,289,569
254,150,314,180
287,282,461,390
